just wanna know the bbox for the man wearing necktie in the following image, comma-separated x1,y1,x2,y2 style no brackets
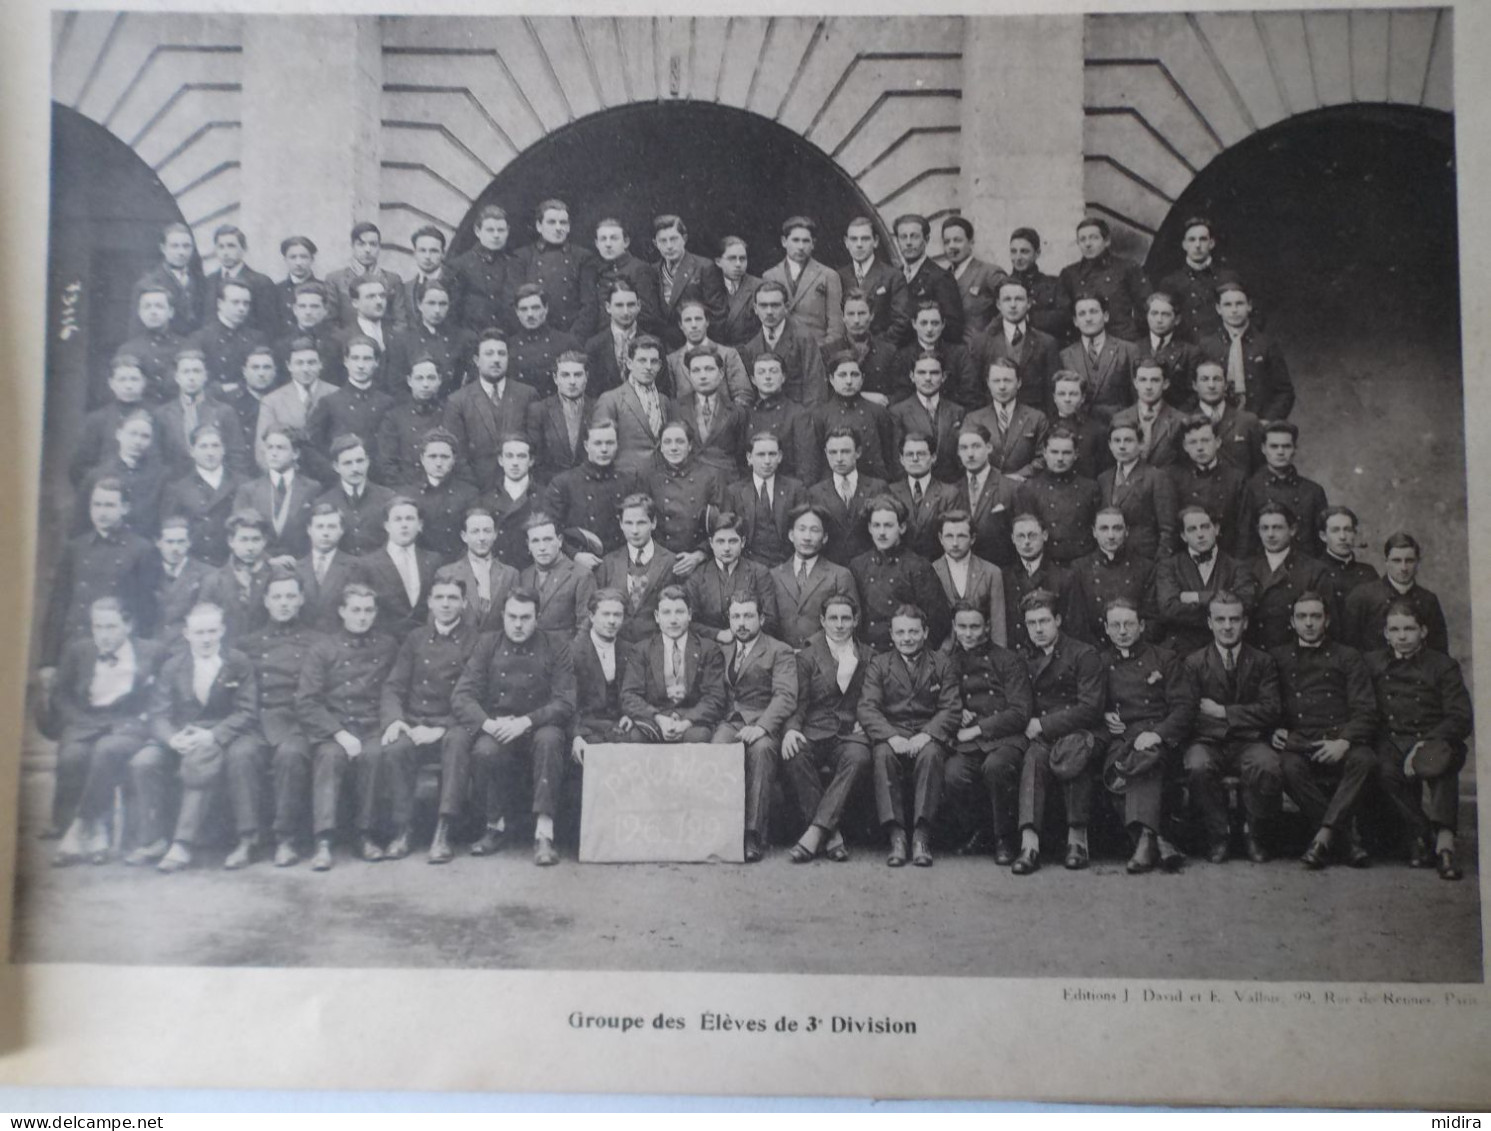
1199,279,1294,421
620,587,727,743
593,494,678,644
711,593,798,863
1181,589,1284,865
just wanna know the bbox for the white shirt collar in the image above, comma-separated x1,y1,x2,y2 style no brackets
504,476,530,500
629,540,656,566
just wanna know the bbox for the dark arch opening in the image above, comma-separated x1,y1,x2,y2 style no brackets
40,104,191,569
1148,104,1467,657
450,101,892,271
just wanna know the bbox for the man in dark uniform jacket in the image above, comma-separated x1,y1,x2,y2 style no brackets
159,423,244,568
653,214,730,349
314,436,397,557
38,479,160,670
44,599,167,861
295,583,400,870
384,285,477,398
1342,532,1449,655
451,588,577,865
186,284,260,402
405,431,479,564
236,567,320,869
379,577,483,864
543,420,639,567
1154,505,1256,657
1237,421,1328,559
509,285,584,397
1006,227,1070,343
840,216,911,346
1171,416,1250,560
1067,508,1157,645
510,199,598,336
273,237,323,340
1097,599,1194,872
894,214,964,343
1057,217,1149,342
306,336,393,479
133,222,205,337
204,225,279,338
1011,588,1106,874
585,218,665,340
1366,600,1473,880
823,293,901,405
1198,279,1294,421
449,205,517,333
1136,292,1205,410
132,602,259,874
858,603,961,867
374,361,452,487
1015,427,1103,565
1244,503,1335,651
401,226,466,341
1181,589,1284,863
118,290,185,402
1156,218,1241,343
889,432,960,559
780,593,874,863
1005,513,1081,653
768,504,859,649
850,494,951,652
890,304,977,408
940,600,1033,864
1270,592,1378,869
1317,506,1379,595
712,593,798,862
274,282,345,388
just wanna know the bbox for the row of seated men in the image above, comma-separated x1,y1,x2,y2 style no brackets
36,476,1466,879
123,209,1252,391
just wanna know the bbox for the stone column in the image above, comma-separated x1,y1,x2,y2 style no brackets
239,16,382,276
959,16,1087,273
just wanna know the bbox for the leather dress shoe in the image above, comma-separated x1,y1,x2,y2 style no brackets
1064,842,1090,871
1408,836,1432,869
427,822,453,865
1126,834,1157,875
274,840,300,868
156,842,193,874
1011,847,1040,875
123,839,169,867
743,834,763,863
1207,839,1231,865
1437,848,1463,881
384,832,411,861
824,832,849,863
911,829,933,867
1158,837,1186,872
310,838,334,871
1244,832,1270,864
1345,829,1371,869
534,835,559,866
993,837,1017,866
470,827,506,856
886,828,908,867
359,836,385,863
1300,838,1330,870
223,838,256,871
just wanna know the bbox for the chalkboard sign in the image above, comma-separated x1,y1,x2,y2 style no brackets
579,742,745,863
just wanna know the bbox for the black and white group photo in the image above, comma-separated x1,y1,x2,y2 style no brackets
10,8,1479,982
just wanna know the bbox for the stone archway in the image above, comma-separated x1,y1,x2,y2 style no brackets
448,101,893,271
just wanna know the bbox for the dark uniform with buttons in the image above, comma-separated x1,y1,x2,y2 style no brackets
801,395,899,484
849,545,951,652
1014,470,1102,564
449,246,516,333
314,483,397,558
512,242,599,337
585,252,666,339
1245,551,1335,651
510,326,583,399
941,638,1033,848
305,385,395,484
238,617,320,845
1170,460,1249,560
384,321,479,398
379,618,483,831
543,461,639,558
1342,578,1449,657
1157,261,1243,343
1006,266,1070,343
646,459,725,559
374,400,447,487
407,477,479,562
450,629,577,830
1238,467,1329,559
274,322,346,388
117,327,186,402
41,528,160,667
1270,638,1378,834
1068,547,1158,645
1019,633,1106,834
1099,642,1194,834
1366,644,1472,838
296,626,400,841
1058,252,1151,342
189,319,263,394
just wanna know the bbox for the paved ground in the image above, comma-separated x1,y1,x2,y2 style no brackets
8,770,1481,981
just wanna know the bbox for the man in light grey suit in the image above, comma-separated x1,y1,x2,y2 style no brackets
592,335,681,476
254,337,337,470
762,216,843,347
937,217,1007,344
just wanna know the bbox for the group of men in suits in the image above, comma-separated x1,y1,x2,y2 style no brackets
33,207,1470,881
